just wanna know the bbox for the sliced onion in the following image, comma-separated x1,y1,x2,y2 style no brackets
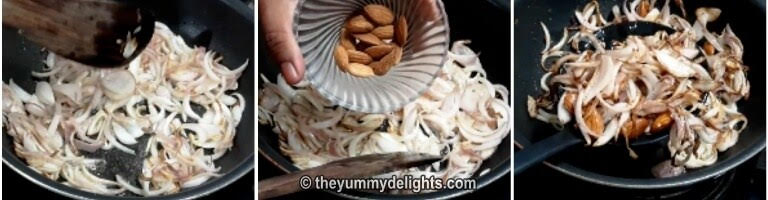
74,139,103,153
112,122,137,145
101,69,136,100
583,55,620,102
9,79,33,102
115,175,145,195
654,49,696,77
181,173,212,188
35,82,56,105
557,94,572,124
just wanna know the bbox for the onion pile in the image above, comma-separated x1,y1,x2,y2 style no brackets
2,22,247,196
258,40,510,192
528,0,749,177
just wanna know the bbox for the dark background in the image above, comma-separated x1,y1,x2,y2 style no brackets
257,0,511,199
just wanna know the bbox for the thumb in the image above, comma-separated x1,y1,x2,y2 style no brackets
259,0,305,85
418,0,440,21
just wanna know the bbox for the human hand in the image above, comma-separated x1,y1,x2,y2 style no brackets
418,0,440,21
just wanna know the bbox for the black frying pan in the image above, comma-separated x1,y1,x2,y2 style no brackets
258,0,510,199
514,0,765,189
2,0,254,199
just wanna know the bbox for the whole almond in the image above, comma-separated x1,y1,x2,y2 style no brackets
651,112,673,133
371,25,394,39
347,50,373,64
633,118,650,137
621,117,649,139
638,0,650,17
354,33,384,46
370,61,389,76
347,63,375,77
394,17,408,46
364,45,394,59
334,44,349,71
346,15,374,33
340,28,356,50
390,46,402,64
364,5,394,25
372,46,402,75
702,41,715,55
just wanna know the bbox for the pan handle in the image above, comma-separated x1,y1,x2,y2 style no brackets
514,132,582,175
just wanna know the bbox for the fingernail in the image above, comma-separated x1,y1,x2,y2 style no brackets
281,62,299,84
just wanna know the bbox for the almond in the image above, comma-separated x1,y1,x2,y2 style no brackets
390,45,402,64
346,15,373,33
354,33,384,46
347,63,375,77
334,44,349,71
633,118,650,136
622,117,649,139
364,45,394,59
394,16,408,46
347,50,373,64
563,93,576,113
364,4,394,25
372,46,402,75
340,28,356,50
638,0,650,17
371,25,394,39
702,41,715,55
584,105,604,135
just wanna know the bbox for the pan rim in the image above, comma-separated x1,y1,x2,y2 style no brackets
540,134,765,189
3,148,254,200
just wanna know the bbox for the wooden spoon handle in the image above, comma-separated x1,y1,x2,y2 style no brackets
4,0,109,60
258,152,440,199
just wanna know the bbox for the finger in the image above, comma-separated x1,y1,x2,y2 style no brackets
259,0,305,84
280,62,300,84
264,31,304,84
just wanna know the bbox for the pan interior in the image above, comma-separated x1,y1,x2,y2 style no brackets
1,0,255,198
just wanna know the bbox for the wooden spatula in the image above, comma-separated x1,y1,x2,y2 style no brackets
258,152,441,199
3,0,155,67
